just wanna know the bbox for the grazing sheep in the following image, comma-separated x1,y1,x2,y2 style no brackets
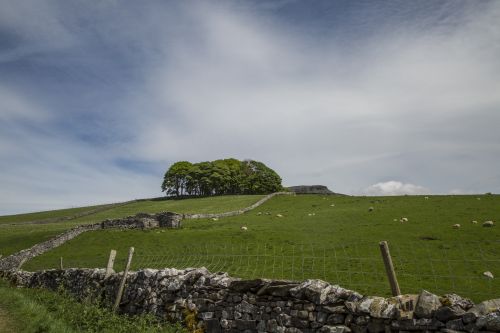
307,213,316,216
452,224,461,229
400,217,409,223
330,204,335,207
240,226,248,231
276,214,283,218
483,271,494,279
368,207,374,212
211,217,219,221
257,212,262,216
477,197,481,200
483,221,494,227
424,196,429,200
471,220,478,224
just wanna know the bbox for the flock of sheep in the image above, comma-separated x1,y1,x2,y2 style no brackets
233,196,496,232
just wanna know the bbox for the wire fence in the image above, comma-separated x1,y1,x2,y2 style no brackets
38,240,499,302
128,239,499,301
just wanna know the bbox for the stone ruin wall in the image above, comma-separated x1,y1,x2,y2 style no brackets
0,192,290,271
0,212,183,271
1,267,499,333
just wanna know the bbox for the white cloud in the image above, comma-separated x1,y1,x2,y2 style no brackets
361,181,430,196
1,1,500,214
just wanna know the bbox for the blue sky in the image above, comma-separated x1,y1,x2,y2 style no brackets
1,0,499,214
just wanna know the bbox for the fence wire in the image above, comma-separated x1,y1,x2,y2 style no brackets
129,239,499,301
36,240,499,302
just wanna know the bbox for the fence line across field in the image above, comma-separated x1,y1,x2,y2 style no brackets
128,239,499,300
42,239,498,301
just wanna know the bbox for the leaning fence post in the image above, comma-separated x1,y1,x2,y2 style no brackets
59,257,64,270
379,241,401,296
105,249,117,278
113,247,134,312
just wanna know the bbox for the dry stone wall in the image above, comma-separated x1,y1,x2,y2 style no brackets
1,267,499,333
0,212,182,271
0,192,288,271
183,192,293,219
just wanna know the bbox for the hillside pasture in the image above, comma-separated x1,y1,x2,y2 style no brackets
0,195,264,257
22,194,500,301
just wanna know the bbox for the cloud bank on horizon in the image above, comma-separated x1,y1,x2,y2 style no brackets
1,0,499,214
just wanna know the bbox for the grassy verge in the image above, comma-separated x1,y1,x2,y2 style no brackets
0,279,186,333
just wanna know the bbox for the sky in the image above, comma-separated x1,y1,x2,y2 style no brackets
1,0,499,215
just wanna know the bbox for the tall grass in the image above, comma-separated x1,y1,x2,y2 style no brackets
0,279,186,333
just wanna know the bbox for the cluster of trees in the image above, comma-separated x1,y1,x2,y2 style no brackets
161,158,283,197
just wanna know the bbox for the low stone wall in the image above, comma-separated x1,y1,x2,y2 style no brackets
0,212,183,271
0,192,288,271
184,192,293,219
1,267,499,333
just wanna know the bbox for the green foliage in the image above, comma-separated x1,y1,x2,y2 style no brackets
0,280,186,333
161,158,283,197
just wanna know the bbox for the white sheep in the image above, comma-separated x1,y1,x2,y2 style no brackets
368,207,374,212
483,221,494,227
471,220,478,224
330,204,335,207
452,224,461,229
211,217,219,221
400,217,409,223
276,214,283,218
240,226,248,231
483,271,494,279
424,196,429,200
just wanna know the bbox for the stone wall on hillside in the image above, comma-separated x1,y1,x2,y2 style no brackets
0,212,183,271
183,192,293,219
1,267,499,333
0,192,290,271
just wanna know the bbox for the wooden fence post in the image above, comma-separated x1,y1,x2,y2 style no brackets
105,249,117,278
59,257,63,270
113,247,134,312
379,241,401,296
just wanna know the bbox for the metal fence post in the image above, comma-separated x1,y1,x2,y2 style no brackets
379,241,401,296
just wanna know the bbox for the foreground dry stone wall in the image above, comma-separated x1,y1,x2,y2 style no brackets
1,267,499,333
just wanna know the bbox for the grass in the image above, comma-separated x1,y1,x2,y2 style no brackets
0,203,115,225
0,279,186,333
2,194,499,301
0,195,263,257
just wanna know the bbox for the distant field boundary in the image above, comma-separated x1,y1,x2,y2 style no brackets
0,192,291,270
183,191,293,219
2,200,136,226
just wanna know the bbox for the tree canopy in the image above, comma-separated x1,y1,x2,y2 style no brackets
161,158,283,197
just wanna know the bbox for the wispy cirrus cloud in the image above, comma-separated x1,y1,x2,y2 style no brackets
0,1,499,214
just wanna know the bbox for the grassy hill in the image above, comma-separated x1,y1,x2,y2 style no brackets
0,195,264,256
1,194,499,301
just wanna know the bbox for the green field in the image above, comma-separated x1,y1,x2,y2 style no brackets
2,194,499,301
0,195,264,256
